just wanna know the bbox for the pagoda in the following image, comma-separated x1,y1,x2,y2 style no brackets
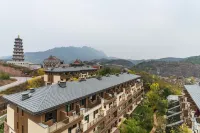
13,35,24,62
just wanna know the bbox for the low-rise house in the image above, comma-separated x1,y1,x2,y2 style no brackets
44,67,98,85
3,73,144,133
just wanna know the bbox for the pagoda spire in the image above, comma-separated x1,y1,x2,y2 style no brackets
12,36,24,62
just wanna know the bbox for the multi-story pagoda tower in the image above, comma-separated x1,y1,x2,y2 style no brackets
12,35,24,62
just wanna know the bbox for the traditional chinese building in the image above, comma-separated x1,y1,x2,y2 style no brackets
70,59,84,67
43,55,64,68
7,36,42,69
12,35,24,62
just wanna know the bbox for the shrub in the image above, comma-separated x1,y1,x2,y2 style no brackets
0,72,10,80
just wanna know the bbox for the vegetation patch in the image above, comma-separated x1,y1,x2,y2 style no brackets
0,72,10,80
0,77,45,95
120,70,187,133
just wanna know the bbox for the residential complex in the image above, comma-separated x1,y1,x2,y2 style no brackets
166,84,200,132
44,67,98,85
182,85,200,132
3,73,144,133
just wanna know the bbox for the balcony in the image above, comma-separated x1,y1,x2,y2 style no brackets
87,114,104,129
127,93,132,100
106,102,118,114
88,97,102,109
104,93,116,106
39,112,83,133
136,82,143,88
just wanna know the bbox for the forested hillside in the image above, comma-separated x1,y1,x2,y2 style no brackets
133,61,200,78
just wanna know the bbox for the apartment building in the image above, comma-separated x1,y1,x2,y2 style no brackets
182,85,200,132
3,73,144,133
44,67,98,85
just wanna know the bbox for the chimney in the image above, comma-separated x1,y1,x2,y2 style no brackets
21,92,31,101
58,81,67,88
29,88,35,93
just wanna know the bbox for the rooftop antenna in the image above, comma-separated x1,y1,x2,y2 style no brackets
18,35,20,38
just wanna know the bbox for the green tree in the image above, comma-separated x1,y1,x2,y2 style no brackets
37,68,45,76
120,119,147,133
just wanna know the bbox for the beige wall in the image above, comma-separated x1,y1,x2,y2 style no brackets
7,105,15,131
9,127,15,133
44,74,48,82
54,75,61,83
28,119,49,133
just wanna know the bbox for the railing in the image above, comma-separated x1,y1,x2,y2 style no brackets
85,102,102,113
106,103,118,114
104,97,116,105
39,113,83,133
88,100,101,109
87,115,104,129
136,83,143,88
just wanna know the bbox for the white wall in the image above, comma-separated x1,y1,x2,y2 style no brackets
44,74,48,82
53,75,61,83
7,105,15,131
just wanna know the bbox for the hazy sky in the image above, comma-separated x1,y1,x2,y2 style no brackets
1,0,200,59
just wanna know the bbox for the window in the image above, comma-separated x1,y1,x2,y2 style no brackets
92,95,96,101
17,122,19,129
94,110,98,119
45,112,53,122
80,99,86,106
85,115,89,123
101,92,104,97
66,103,74,112
17,107,19,113
68,124,77,133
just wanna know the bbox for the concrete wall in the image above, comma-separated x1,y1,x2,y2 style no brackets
28,119,49,133
7,105,15,131
44,74,48,82
7,61,31,68
53,75,61,84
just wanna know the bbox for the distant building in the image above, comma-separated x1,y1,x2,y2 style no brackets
44,66,98,85
7,36,42,69
12,35,24,62
70,59,84,67
43,55,64,68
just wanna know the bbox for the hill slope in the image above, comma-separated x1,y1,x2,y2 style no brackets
133,61,200,77
24,46,107,63
92,58,134,68
183,55,200,64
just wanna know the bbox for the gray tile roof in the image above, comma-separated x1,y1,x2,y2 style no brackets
3,73,140,115
44,66,97,73
184,85,200,110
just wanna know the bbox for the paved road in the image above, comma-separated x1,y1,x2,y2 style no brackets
0,77,31,92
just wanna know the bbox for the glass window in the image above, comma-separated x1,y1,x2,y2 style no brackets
66,103,74,112
85,115,89,123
